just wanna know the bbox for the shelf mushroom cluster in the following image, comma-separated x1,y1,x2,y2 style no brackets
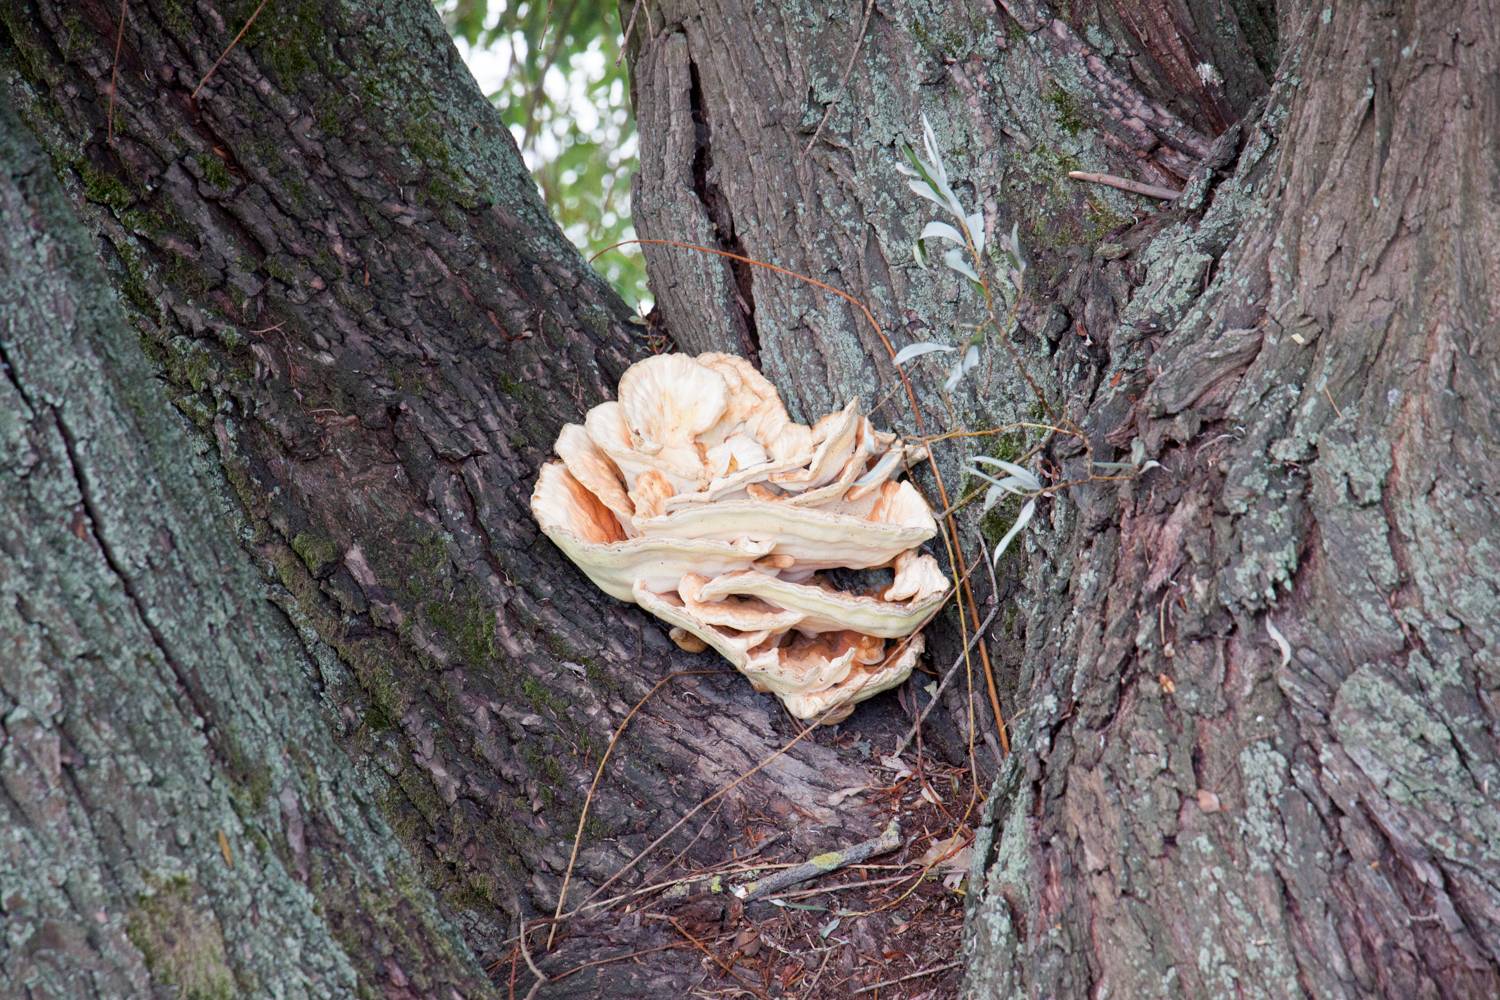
530,353,950,722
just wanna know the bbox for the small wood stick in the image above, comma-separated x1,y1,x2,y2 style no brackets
191,0,271,100
733,818,902,901
852,960,964,994
802,0,877,158
614,0,645,67
107,0,128,144
516,915,549,1000
1068,170,1181,200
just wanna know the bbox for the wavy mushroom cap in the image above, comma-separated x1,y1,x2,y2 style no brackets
534,462,775,599
629,488,935,570
531,460,627,546
554,423,635,533
586,399,708,493
695,351,799,448
531,352,951,722
618,353,729,455
693,565,947,637
770,399,861,489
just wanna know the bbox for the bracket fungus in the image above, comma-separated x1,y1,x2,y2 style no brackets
531,353,950,723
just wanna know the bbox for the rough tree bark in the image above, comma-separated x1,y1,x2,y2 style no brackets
0,1,888,997
2,0,1497,998
626,0,1500,997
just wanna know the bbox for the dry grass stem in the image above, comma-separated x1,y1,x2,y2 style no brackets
852,960,964,993
802,0,877,158
516,915,549,1000
191,0,270,100
670,917,769,999
107,0,128,144
548,669,733,948
566,712,831,919
891,605,1000,761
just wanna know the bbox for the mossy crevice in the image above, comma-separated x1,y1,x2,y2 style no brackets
125,875,237,1000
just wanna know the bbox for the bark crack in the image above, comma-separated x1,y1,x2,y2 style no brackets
47,404,226,752
687,58,760,366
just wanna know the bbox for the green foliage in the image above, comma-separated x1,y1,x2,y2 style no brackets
439,0,647,307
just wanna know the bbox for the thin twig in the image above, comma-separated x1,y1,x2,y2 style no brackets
614,0,645,67
806,945,835,993
107,0,128,144
591,239,888,344
546,940,698,984
669,917,769,1000
566,712,832,918
192,0,271,100
1067,170,1180,200
851,960,963,993
775,869,931,899
589,848,797,914
802,0,876,158
976,534,1009,755
516,915,549,1000
520,0,583,146
1324,385,1344,420
634,799,730,899
891,604,1000,760
734,819,901,901
548,669,732,948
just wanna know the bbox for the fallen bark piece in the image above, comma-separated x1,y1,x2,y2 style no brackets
732,818,903,901
532,353,950,721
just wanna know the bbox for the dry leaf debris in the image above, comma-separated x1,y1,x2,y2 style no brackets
532,353,950,721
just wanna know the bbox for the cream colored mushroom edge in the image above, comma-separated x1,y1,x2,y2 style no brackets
530,352,951,724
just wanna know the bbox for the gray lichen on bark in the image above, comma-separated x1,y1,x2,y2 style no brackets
0,94,488,998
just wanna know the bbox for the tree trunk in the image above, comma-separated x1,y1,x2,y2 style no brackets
4,0,1498,996
627,0,1500,996
0,2,890,996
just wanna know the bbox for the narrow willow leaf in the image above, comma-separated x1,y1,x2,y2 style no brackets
992,500,1036,565
944,362,964,391
920,220,967,246
968,469,1030,497
936,180,967,222
982,480,1033,512
900,146,938,189
920,114,947,188
893,342,956,364
971,457,1041,490
909,178,948,210
943,248,980,283
966,212,984,254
